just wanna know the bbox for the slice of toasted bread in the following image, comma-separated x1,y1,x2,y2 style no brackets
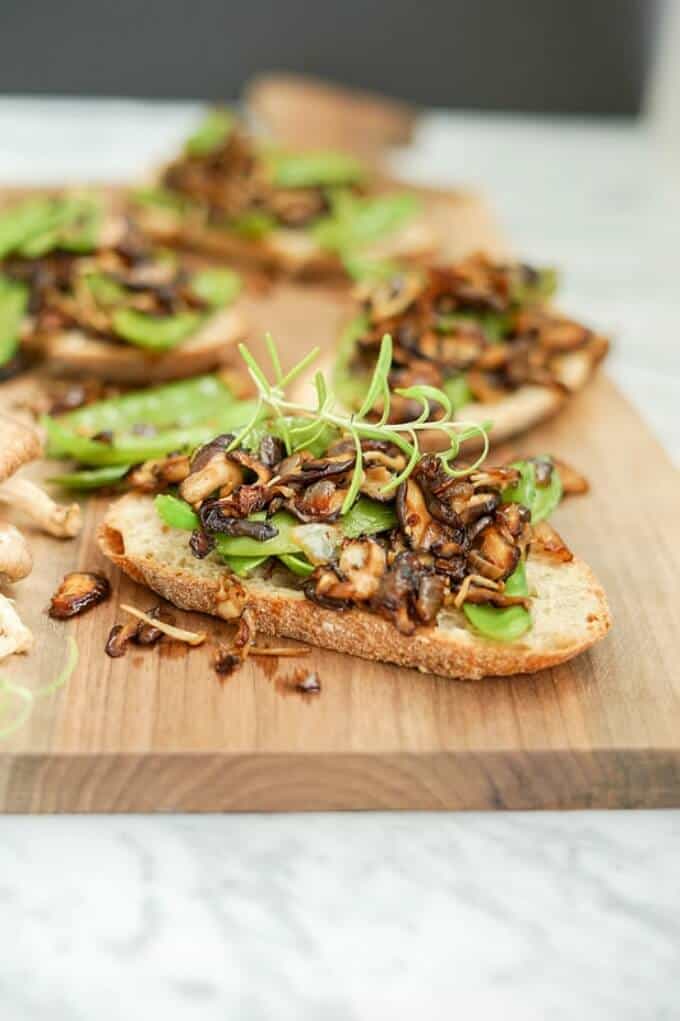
98,493,611,680
37,305,247,384
134,204,437,279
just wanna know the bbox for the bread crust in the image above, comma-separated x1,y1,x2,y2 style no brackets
98,493,611,681
37,305,247,383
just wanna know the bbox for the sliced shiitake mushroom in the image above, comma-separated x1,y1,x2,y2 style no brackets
198,499,278,540
531,520,573,562
286,480,346,523
128,453,191,492
49,572,110,619
313,538,387,603
396,478,465,558
180,449,244,506
551,457,589,496
362,271,424,322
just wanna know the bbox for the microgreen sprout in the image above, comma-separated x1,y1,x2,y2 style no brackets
231,335,490,514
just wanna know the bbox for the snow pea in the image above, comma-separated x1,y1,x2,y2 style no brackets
131,186,191,213
55,374,239,435
312,192,418,254
502,458,562,522
222,555,270,578
111,308,203,351
155,493,200,531
19,195,102,256
0,195,102,259
510,267,557,305
155,498,312,578
0,275,29,366
185,109,235,157
83,271,126,305
333,314,371,408
44,400,259,466
443,374,473,411
266,151,365,189
214,512,301,559
278,553,314,577
341,497,397,538
463,560,531,642
437,310,511,342
229,210,277,240
0,197,58,258
190,267,241,308
48,464,132,490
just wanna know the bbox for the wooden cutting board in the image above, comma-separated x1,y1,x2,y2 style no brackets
1,192,679,811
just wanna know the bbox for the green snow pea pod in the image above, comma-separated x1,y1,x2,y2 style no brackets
442,375,473,411
510,266,557,305
436,310,511,343
44,400,260,465
131,186,191,214
0,197,59,258
332,313,371,408
341,497,397,538
155,494,200,531
111,308,203,351
222,555,270,578
266,150,365,189
0,276,29,366
185,109,235,157
48,464,132,491
214,512,301,559
19,195,103,257
463,560,531,642
313,192,418,254
57,374,238,434
83,271,126,306
502,458,562,523
190,267,241,308
229,210,277,240
278,553,314,577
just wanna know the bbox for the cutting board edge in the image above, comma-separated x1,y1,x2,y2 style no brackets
3,747,680,812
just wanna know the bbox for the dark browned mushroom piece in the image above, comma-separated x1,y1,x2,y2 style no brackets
531,520,573,562
286,479,347,523
198,499,278,540
396,477,466,558
105,621,138,658
49,572,110,619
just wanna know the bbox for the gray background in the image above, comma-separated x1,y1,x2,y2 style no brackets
0,0,659,114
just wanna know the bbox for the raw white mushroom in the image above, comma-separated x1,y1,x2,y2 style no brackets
0,477,81,538
0,593,33,660
0,521,33,582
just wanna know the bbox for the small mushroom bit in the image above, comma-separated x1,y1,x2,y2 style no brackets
343,253,609,421
154,434,577,638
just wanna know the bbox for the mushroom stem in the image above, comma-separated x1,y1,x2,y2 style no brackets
0,593,33,660
0,521,33,582
0,477,82,538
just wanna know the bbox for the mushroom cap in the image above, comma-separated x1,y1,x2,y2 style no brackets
0,414,42,484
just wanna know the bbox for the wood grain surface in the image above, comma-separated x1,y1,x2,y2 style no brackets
0,189,678,812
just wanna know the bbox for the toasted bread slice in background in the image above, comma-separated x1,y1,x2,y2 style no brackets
295,340,605,448
133,203,437,279
35,305,247,384
99,493,611,681
244,72,418,156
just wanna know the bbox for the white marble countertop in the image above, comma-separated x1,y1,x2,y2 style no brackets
1,98,679,1020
